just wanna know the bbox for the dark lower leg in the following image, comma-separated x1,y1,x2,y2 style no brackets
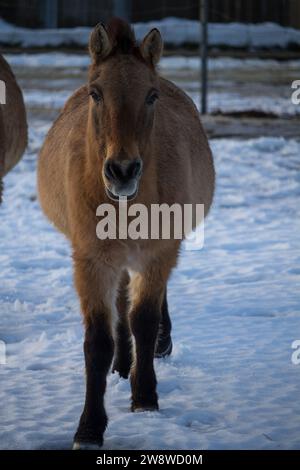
155,289,173,358
130,302,160,411
74,316,114,446
112,317,132,378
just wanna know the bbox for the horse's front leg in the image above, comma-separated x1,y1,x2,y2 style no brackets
72,254,118,449
112,271,132,379
129,253,177,412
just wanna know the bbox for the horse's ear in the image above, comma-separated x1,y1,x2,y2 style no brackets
89,23,112,64
140,28,163,66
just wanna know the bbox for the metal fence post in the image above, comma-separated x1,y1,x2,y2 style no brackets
200,0,208,114
44,0,58,28
113,0,132,21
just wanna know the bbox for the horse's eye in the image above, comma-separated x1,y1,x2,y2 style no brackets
89,91,102,103
146,93,159,106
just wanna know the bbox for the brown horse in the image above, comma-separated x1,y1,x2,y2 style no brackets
38,18,215,449
0,54,27,203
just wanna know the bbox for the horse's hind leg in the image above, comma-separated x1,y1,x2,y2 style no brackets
155,288,173,358
112,271,133,379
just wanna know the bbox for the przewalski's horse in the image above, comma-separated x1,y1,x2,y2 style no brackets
38,19,215,449
0,54,27,203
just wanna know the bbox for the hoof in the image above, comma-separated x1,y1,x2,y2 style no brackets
73,441,102,450
155,334,173,358
131,398,159,413
132,405,159,413
112,363,130,379
112,354,132,379
73,421,105,450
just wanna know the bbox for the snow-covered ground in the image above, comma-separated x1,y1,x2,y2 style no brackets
1,16,300,49
0,54,300,450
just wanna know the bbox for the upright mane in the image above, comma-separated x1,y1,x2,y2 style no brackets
106,17,137,55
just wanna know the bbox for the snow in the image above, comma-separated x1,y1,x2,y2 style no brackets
5,52,300,72
0,53,300,450
194,91,300,117
5,52,299,118
1,16,300,49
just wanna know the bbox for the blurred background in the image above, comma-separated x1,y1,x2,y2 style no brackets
1,0,300,29
1,0,300,138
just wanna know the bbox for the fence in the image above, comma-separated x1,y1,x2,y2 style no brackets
0,0,299,29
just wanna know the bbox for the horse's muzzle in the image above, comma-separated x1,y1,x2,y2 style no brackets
104,158,142,200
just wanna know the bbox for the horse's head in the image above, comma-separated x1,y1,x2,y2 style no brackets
87,18,163,201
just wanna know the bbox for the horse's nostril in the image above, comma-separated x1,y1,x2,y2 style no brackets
104,161,122,181
132,159,142,178
104,161,113,181
127,159,142,179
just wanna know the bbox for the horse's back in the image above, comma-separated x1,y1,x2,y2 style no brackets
0,54,27,177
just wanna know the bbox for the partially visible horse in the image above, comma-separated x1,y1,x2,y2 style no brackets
38,18,215,449
0,54,27,203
